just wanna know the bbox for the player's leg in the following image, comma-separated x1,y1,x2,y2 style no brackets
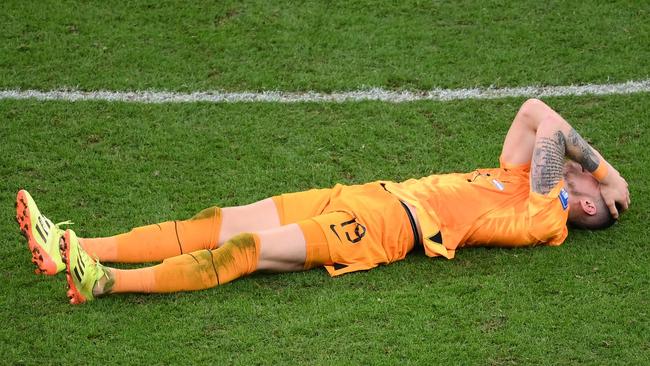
18,187,331,275
79,188,332,264
219,198,281,246
15,189,232,274
61,222,322,304
78,206,222,263
79,198,281,263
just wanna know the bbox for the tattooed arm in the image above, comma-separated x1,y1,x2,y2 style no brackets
500,99,630,218
530,129,566,194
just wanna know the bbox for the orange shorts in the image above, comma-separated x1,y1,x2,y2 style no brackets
272,182,415,276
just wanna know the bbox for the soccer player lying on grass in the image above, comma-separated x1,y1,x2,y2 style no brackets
16,98,630,305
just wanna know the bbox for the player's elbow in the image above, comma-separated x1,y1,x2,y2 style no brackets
522,99,566,130
522,98,546,108
519,98,549,119
515,98,551,130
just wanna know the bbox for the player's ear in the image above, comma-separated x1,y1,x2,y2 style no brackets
580,199,597,216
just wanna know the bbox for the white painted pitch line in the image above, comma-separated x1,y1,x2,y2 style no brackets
1,79,649,104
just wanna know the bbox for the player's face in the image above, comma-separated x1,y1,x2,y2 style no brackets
563,161,600,199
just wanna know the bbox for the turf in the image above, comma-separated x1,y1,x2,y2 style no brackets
1,95,648,364
1,0,649,364
1,0,649,92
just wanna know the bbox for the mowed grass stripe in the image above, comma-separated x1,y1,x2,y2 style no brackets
1,94,648,364
1,79,649,104
2,1,648,92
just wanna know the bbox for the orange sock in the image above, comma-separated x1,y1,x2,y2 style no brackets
109,268,156,294
109,233,260,294
81,206,222,263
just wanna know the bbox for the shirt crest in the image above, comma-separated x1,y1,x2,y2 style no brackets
559,188,569,210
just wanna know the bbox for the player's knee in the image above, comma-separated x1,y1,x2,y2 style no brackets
223,233,258,251
220,233,260,274
162,251,219,288
190,206,221,221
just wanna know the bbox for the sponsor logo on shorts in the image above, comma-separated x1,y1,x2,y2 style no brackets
492,179,505,191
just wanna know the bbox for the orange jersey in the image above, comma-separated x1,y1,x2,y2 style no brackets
383,162,569,259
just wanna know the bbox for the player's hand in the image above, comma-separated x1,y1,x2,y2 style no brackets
599,166,630,219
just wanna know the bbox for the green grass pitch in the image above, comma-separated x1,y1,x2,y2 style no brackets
1,1,649,364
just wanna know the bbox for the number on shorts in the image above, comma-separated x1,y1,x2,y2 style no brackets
329,218,367,244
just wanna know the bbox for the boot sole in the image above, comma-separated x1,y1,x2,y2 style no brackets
60,230,87,305
15,190,58,275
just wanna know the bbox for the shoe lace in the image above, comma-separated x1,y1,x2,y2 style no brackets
93,261,113,296
45,221,74,246
95,261,108,277
54,220,74,229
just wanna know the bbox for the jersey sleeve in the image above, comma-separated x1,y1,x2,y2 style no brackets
527,180,569,246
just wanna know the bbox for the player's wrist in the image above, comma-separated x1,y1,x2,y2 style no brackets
592,160,609,182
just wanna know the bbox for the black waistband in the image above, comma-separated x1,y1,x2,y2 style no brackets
379,182,420,247
399,200,421,247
